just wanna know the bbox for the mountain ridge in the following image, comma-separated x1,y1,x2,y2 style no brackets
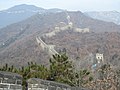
85,11,120,25
0,11,120,67
0,4,64,29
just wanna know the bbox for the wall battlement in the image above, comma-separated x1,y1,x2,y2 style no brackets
27,78,89,90
0,71,89,90
0,71,22,90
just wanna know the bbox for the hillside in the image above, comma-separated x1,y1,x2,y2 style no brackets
0,11,120,67
45,31,120,68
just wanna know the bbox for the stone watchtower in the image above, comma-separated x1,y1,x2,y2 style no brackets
96,53,104,64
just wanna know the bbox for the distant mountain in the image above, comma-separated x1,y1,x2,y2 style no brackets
85,11,120,25
7,4,44,11
0,11,120,67
0,4,63,28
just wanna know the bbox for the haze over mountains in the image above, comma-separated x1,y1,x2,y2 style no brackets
85,11,120,25
0,4,63,28
0,4,120,29
0,4,120,68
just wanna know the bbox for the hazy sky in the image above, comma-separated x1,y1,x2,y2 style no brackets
0,0,120,12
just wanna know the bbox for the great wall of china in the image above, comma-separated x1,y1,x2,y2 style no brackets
0,71,89,90
36,37,58,56
36,12,104,70
0,12,104,90
0,71,22,90
36,12,90,56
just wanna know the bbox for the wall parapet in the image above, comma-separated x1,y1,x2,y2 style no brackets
27,78,89,90
0,71,90,90
0,71,22,90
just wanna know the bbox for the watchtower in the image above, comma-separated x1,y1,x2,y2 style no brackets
96,53,104,63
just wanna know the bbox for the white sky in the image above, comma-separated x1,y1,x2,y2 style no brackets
0,0,120,12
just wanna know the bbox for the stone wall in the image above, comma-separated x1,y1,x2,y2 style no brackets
0,71,90,90
27,78,89,90
36,37,58,56
0,71,22,90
